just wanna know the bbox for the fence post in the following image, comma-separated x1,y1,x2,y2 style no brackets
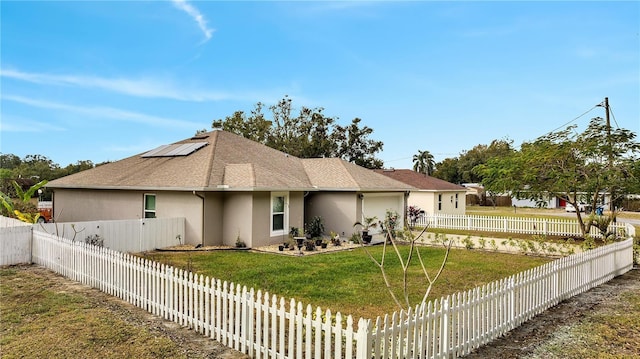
355,318,372,359
139,219,144,253
442,297,450,357
29,225,34,264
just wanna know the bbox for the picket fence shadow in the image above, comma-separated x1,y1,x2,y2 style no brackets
21,226,633,358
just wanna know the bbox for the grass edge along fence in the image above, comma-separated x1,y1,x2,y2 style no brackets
18,229,635,358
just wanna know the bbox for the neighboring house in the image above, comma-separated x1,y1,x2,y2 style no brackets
511,192,612,210
511,196,562,209
462,183,484,198
374,169,467,216
47,130,412,248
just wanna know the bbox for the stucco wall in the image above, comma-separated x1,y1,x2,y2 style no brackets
305,192,358,238
288,192,304,234
247,191,305,248
223,192,253,247
53,189,142,222
202,192,223,246
413,191,466,215
161,192,203,246
52,189,205,245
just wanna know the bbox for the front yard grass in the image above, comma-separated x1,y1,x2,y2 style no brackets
0,267,191,359
140,246,550,320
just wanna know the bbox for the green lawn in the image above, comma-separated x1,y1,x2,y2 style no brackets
140,246,550,320
0,267,191,359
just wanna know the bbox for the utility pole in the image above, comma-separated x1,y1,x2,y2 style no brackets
603,97,614,211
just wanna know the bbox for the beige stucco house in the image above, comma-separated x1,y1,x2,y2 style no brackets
47,130,412,248
374,169,467,216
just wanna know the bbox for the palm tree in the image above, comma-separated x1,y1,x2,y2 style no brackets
412,150,435,175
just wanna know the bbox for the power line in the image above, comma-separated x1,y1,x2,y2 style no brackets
609,105,620,128
545,105,599,135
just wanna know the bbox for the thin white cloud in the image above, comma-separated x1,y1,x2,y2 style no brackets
0,114,66,133
2,95,204,129
171,0,214,43
0,68,231,101
1,68,306,105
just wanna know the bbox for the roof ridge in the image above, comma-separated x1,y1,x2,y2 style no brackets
336,158,360,187
202,131,218,187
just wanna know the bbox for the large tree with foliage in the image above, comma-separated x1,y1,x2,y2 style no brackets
412,150,435,175
431,157,461,183
211,96,384,169
476,117,639,237
1,154,98,200
432,139,513,183
332,118,384,169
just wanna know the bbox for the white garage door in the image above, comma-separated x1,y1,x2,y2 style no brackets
362,193,404,234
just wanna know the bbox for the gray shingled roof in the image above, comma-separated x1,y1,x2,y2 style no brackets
48,130,412,192
302,158,412,191
373,169,466,191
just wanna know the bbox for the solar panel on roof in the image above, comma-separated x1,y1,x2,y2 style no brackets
141,144,171,157
141,142,208,158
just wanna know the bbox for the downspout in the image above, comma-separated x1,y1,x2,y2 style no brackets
193,191,205,246
404,191,410,228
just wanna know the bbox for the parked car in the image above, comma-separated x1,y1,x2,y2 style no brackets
565,203,591,213
37,201,53,223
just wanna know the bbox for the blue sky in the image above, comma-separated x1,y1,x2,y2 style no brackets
1,1,638,170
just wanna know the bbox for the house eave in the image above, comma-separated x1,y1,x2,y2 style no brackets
46,184,324,192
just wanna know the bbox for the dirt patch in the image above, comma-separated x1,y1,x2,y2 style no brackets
1,265,249,359
464,267,640,358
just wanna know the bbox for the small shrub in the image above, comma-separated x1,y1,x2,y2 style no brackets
84,234,104,247
478,237,486,249
350,233,361,244
462,236,474,250
526,239,539,254
489,239,498,251
235,236,247,248
304,239,316,251
306,216,324,239
581,236,596,251
516,239,529,254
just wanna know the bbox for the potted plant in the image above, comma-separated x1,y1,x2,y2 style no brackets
290,227,305,247
306,216,324,240
304,239,316,251
287,238,297,250
354,216,378,244
320,239,328,249
330,231,341,246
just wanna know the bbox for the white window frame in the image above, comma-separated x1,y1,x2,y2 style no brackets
438,194,442,211
270,192,288,237
144,193,156,218
455,193,459,208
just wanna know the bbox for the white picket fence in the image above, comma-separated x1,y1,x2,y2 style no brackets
0,217,185,265
15,226,633,358
417,214,634,238
361,238,634,358
36,217,185,252
30,230,364,358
